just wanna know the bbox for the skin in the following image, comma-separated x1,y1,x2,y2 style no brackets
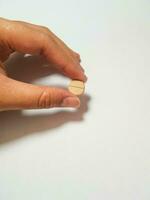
0,17,87,111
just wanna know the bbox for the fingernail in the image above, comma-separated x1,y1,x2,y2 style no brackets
61,97,80,108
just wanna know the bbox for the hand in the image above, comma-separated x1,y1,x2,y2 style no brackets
0,17,87,111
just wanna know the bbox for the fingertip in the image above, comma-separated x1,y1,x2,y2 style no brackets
79,74,88,83
73,71,88,83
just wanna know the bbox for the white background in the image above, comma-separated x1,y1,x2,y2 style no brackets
0,0,150,199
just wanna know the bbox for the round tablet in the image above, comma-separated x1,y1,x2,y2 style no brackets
68,80,85,96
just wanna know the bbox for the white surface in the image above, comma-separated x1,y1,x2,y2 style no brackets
0,0,150,200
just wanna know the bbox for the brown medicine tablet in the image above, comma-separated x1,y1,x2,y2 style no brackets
68,80,85,96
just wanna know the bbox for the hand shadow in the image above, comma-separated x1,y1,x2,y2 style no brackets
0,53,90,145
5,52,58,83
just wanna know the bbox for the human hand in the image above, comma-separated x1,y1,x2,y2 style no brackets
0,18,87,111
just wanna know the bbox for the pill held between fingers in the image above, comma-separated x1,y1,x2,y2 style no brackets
68,80,85,96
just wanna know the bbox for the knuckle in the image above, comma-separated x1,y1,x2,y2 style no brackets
75,53,81,60
43,34,51,44
76,52,80,57
37,88,53,109
37,88,60,109
39,32,49,41
40,25,50,33
38,33,50,49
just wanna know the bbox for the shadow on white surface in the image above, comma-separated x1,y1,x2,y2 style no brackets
0,53,90,145
0,95,90,144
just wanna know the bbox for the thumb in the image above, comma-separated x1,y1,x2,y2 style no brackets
0,77,80,110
